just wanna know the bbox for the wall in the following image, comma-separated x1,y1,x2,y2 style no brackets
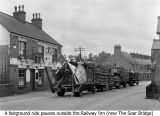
0,24,10,83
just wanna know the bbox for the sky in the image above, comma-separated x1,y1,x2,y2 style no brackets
0,0,160,57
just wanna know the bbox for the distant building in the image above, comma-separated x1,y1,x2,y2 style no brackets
130,53,151,81
108,45,151,81
0,5,64,96
108,44,138,72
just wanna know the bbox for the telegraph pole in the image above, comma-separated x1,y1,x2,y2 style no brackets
74,46,85,61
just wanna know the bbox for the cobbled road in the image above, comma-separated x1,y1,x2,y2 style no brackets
0,81,160,110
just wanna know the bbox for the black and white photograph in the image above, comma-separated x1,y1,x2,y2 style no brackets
0,0,160,114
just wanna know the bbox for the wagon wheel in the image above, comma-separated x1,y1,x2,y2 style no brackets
123,82,126,88
116,83,120,89
74,91,83,97
57,87,66,96
91,86,96,94
57,91,65,96
129,81,134,86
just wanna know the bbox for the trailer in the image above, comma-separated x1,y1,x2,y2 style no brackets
128,71,139,86
111,66,129,88
94,64,113,92
45,61,96,97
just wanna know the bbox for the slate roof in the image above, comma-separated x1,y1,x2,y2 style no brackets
0,12,61,46
135,58,151,65
152,39,160,50
108,51,138,71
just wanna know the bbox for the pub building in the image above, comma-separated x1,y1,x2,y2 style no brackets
0,5,64,96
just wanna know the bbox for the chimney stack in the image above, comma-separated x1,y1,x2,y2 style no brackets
13,5,26,23
114,44,121,55
31,13,42,30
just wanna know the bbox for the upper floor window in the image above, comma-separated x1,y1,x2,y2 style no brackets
52,48,57,62
38,45,44,54
19,41,26,58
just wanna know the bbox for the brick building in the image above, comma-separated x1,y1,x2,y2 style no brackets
130,53,151,81
0,5,64,96
108,44,138,72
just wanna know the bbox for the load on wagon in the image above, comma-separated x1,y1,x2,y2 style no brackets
45,61,96,97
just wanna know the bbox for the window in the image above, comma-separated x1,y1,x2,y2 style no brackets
52,48,57,62
33,45,44,63
38,45,44,54
38,69,43,85
19,41,26,58
19,69,26,86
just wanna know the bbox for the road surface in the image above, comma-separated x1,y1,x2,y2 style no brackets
0,81,160,110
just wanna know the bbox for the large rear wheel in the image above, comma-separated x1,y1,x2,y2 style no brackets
57,87,66,96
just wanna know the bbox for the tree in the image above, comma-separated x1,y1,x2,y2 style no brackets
87,51,111,63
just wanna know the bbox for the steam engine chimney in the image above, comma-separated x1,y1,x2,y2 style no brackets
31,13,42,30
13,5,26,23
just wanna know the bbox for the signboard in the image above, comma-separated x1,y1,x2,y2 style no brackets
26,69,30,82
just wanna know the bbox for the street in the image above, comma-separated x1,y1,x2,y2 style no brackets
0,81,160,110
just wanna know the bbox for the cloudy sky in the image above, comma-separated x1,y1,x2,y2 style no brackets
0,0,160,57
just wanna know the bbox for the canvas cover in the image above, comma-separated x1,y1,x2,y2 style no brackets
74,64,87,84
55,62,87,85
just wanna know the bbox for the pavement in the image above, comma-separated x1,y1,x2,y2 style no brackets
0,81,160,110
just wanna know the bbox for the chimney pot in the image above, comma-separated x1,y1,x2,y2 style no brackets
33,14,35,19
14,6,17,12
39,13,40,18
35,13,38,19
22,5,24,11
18,5,21,11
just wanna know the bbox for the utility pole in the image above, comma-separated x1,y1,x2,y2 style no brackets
74,46,85,61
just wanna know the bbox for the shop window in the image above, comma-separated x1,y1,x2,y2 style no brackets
38,69,43,85
19,69,26,86
19,41,26,58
